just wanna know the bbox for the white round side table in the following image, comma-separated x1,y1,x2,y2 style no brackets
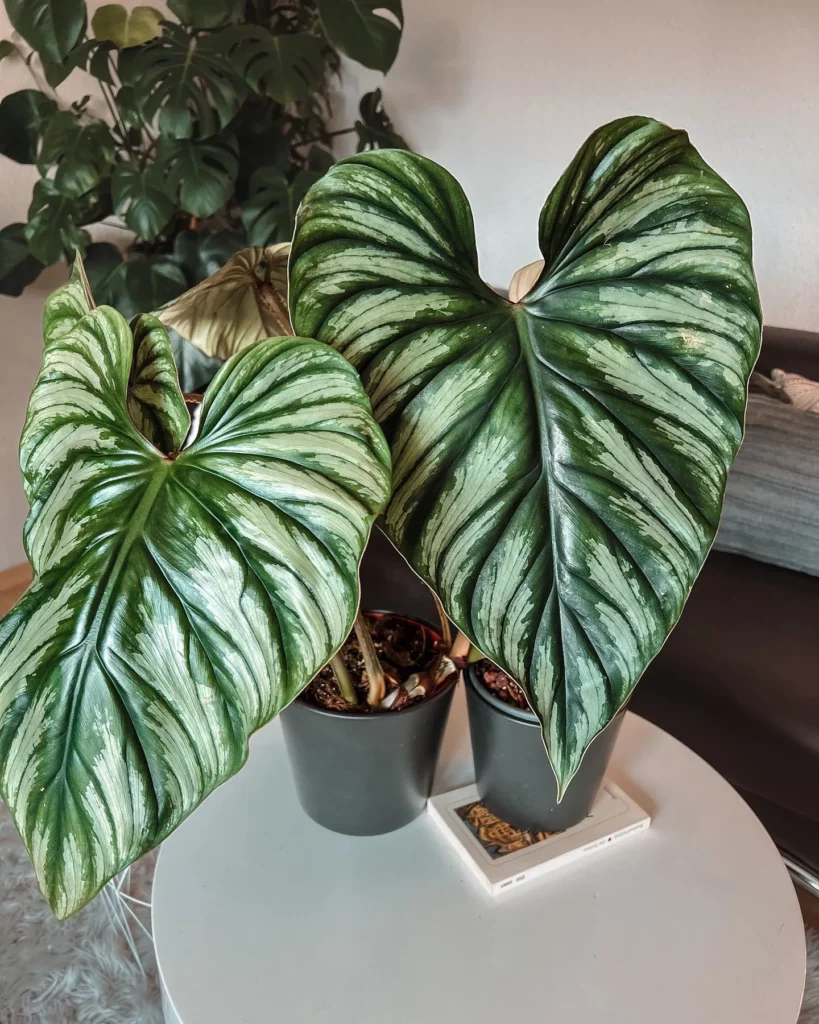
152,688,806,1024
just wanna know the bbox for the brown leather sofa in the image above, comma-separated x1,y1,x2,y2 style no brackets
360,326,819,878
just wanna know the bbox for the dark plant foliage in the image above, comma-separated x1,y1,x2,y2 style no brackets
0,0,407,311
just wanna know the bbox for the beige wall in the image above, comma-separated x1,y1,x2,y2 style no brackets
338,0,819,316
0,0,817,569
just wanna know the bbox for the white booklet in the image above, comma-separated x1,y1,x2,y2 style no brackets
427,779,650,897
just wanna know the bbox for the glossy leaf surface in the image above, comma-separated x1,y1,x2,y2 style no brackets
5,0,85,64
318,0,403,72
0,276,390,917
290,117,761,792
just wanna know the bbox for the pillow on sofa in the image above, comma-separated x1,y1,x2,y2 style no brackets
770,368,819,412
714,391,819,575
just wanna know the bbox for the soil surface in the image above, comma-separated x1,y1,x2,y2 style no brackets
303,612,455,714
475,660,531,710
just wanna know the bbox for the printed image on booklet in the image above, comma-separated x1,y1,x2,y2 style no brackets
427,780,650,896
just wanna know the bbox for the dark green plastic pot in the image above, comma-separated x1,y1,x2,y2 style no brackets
282,614,456,836
466,664,624,832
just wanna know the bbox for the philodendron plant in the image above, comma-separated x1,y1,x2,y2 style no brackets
0,258,390,917
288,115,762,796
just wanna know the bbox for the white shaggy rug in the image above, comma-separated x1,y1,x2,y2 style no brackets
0,798,817,1023
0,801,161,1023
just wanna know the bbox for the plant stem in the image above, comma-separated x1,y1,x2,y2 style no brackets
99,79,136,159
354,613,387,707
449,630,472,663
329,653,357,705
18,44,62,106
299,125,357,147
431,592,452,649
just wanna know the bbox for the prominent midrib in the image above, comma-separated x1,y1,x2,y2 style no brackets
512,303,568,770
50,459,172,836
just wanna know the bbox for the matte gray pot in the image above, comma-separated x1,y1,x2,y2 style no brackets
282,625,456,836
466,664,624,832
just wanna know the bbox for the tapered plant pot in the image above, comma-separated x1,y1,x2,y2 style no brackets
466,663,624,832
281,614,457,836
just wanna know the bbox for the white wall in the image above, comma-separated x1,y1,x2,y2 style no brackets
0,0,816,569
337,0,819,315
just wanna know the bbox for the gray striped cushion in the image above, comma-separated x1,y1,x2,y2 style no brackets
715,393,819,575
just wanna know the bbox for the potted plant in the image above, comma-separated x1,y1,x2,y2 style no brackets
0,0,407,321
287,114,762,832
0,113,761,922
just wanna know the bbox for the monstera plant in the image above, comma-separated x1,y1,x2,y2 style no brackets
288,115,762,795
0,257,390,917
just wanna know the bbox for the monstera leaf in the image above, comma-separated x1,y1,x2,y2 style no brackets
0,265,390,918
290,116,761,793
118,24,246,139
157,244,291,362
241,168,321,246
317,0,403,72
157,133,239,218
111,164,175,240
38,112,116,198
227,26,324,104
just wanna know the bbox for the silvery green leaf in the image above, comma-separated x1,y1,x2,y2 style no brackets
290,116,761,794
0,297,390,918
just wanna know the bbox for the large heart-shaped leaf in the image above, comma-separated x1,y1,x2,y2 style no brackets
38,112,116,198
111,164,176,241
156,245,291,363
157,133,239,218
227,26,324,104
317,0,403,72
0,276,390,918
290,116,761,793
5,0,85,64
0,90,57,164
118,24,246,139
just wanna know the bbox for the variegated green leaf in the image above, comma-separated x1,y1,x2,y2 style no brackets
128,314,190,452
43,254,93,349
0,306,390,917
290,116,761,794
156,244,291,365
